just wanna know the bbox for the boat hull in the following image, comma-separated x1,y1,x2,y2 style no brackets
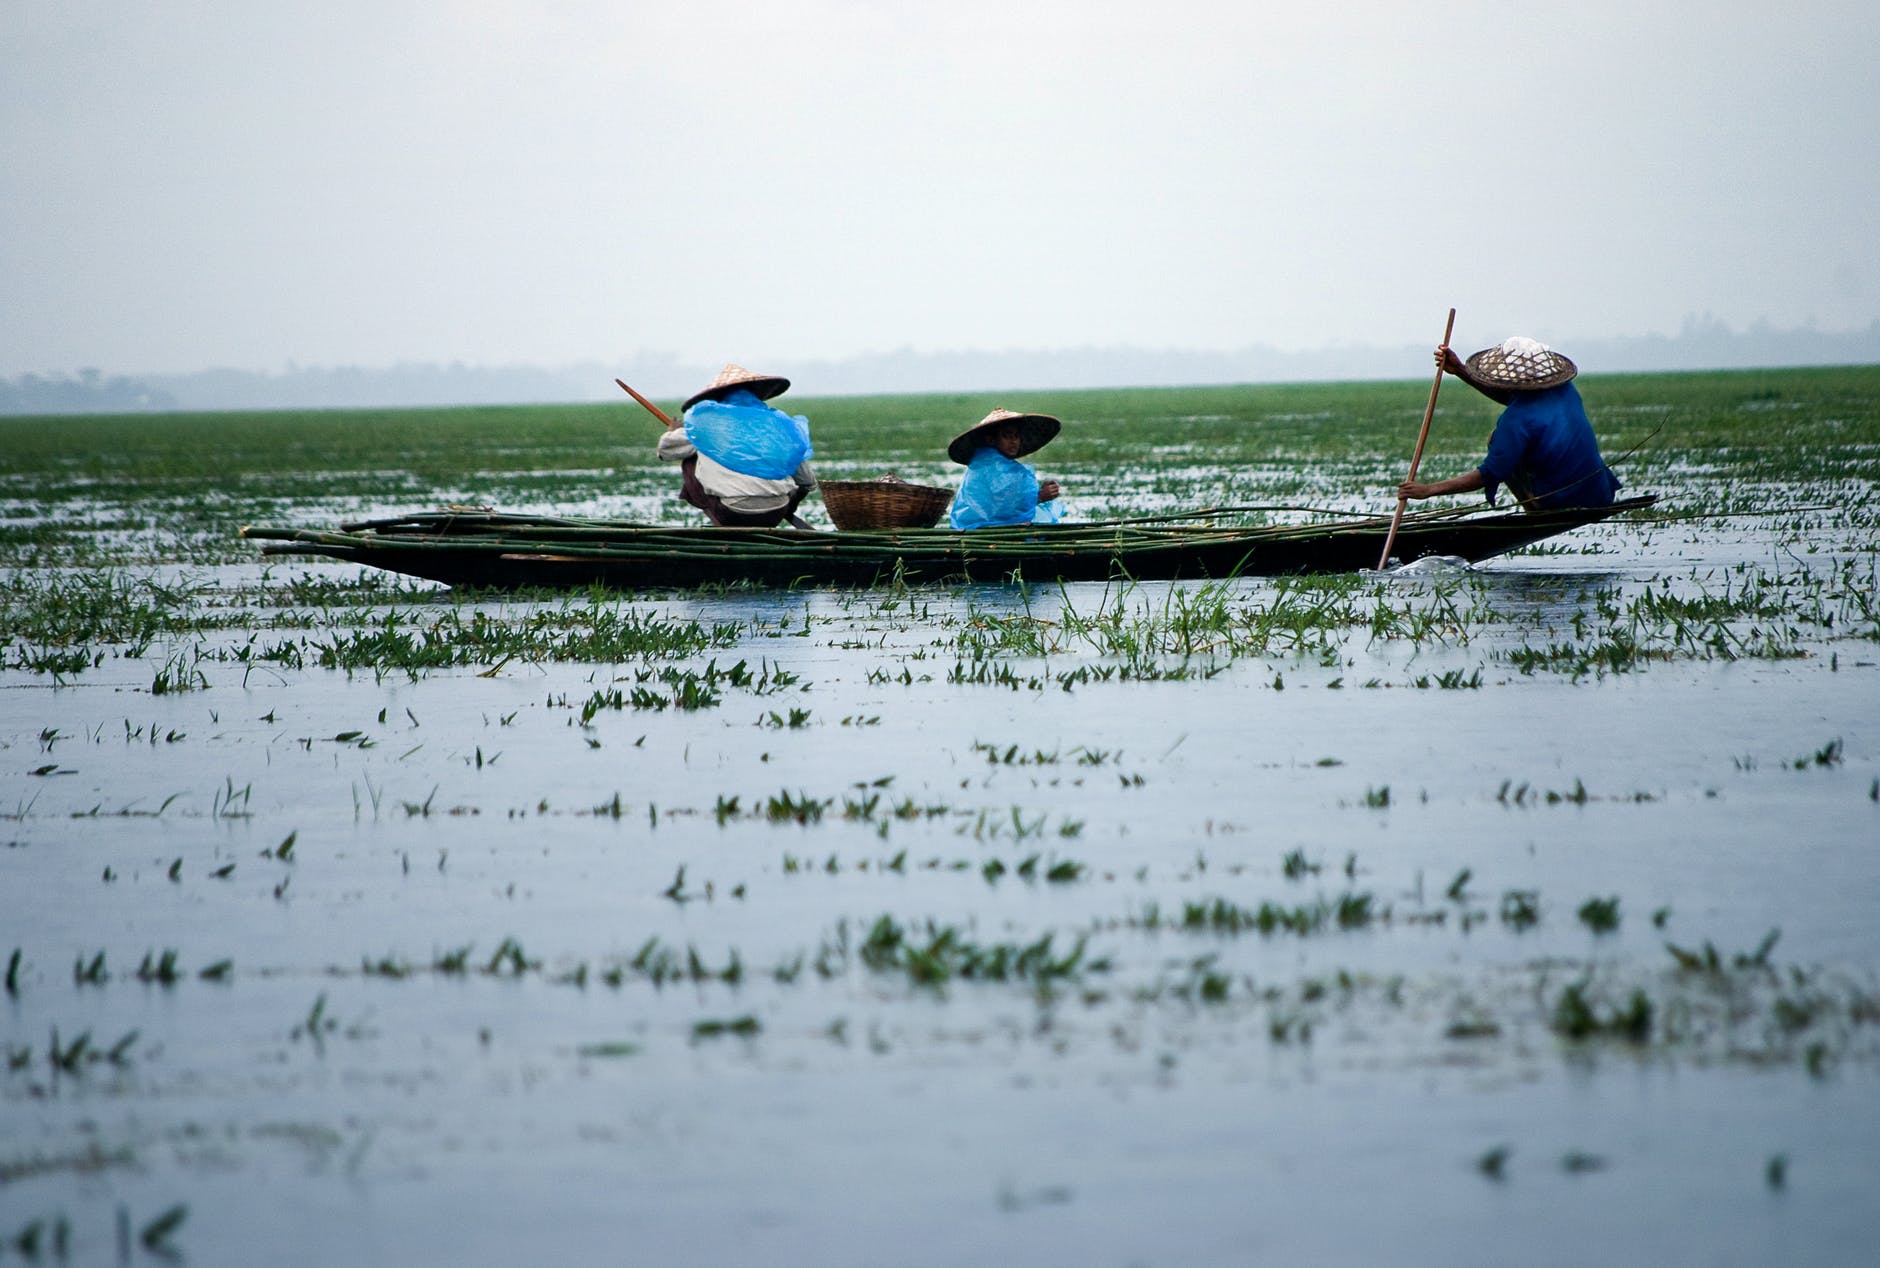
246,497,1657,591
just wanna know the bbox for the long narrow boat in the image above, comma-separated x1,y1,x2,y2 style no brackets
243,496,1655,590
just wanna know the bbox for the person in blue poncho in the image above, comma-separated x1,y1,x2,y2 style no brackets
947,408,1064,530
655,363,817,527
1397,336,1620,512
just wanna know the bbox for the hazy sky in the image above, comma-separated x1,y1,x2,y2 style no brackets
3,1,1876,377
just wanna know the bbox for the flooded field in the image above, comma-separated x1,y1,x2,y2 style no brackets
3,370,1878,1265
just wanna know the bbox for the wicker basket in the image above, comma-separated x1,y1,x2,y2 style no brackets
817,476,953,531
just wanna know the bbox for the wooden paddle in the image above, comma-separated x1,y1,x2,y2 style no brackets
1376,307,1457,570
615,377,681,429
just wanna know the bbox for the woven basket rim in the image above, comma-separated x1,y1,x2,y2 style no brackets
817,478,953,495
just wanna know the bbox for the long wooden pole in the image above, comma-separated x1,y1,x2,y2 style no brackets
615,378,681,429
1376,307,1457,570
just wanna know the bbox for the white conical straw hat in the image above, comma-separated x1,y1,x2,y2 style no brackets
1464,337,1577,390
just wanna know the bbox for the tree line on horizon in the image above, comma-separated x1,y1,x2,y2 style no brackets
5,318,1877,415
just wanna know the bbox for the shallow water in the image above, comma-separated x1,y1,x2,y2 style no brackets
3,491,1879,1262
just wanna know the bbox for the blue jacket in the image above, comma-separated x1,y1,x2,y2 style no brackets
1479,382,1620,509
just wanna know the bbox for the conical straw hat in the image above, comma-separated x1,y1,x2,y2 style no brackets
1464,337,1577,391
683,363,792,412
947,408,1062,465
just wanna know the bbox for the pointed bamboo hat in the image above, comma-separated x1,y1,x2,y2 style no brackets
948,407,1062,465
1464,337,1577,391
683,363,791,412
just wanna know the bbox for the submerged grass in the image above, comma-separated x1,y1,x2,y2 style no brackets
1,368,1874,695
2,370,1877,1256
8,365,1877,494
3,366,1877,572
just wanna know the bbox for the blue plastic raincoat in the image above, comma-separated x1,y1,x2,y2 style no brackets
949,448,1061,530
682,389,813,480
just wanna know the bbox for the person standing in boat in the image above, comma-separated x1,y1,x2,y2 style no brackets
656,363,817,527
947,408,1064,530
1396,336,1620,512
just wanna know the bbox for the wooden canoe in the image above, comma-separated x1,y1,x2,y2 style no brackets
243,496,1657,591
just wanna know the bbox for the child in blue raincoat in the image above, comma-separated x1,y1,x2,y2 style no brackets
947,408,1064,530
655,363,816,527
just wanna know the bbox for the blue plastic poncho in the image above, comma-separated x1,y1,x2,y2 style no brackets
683,389,813,480
949,448,1060,530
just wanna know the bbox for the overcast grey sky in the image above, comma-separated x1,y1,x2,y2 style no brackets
3,1,1876,378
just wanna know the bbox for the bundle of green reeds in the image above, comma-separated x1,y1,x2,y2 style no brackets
248,510,1398,563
